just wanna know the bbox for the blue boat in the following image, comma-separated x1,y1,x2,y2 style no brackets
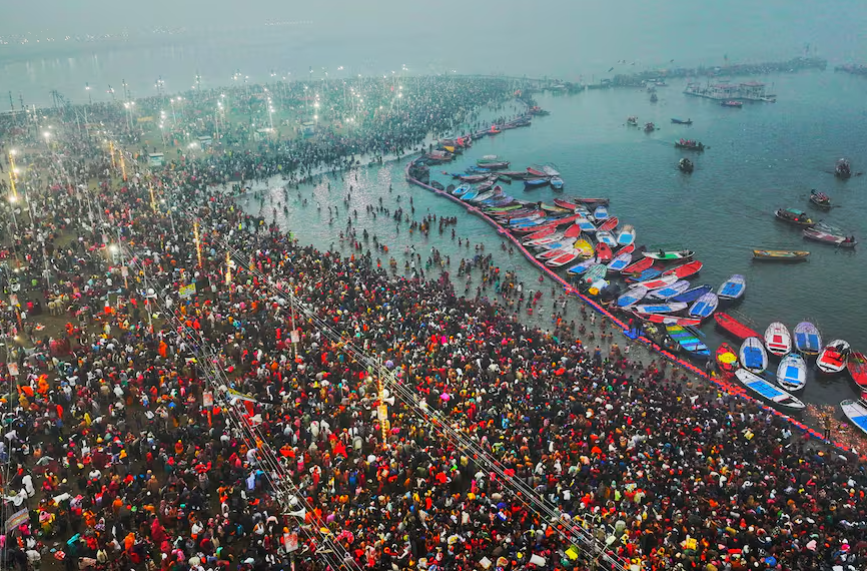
740,337,768,373
735,369,805,410
524,178,550,189
633,302,689,316
666,325,710,358
608,252,632,273
616,285,648,309
647,279,691,300
688,292,719,320
452,184,472,197
718,274,746,301
509,215,543,226
567,258,597,275
462,189,480,201
628,268,662,283
550,177,564,191
576,217,597,234
793,321,823,356
670,284,713,304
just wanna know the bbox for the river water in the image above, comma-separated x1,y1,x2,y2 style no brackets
238,69,867,411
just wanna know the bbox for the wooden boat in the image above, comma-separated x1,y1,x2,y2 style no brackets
626,268,661,283
524,178,550,189
764,322,792,357
647,279,691,301
793,321,822,356
642,322,680,353
803,228,857,248
553,198,578,211
662,260,703,280
626,116,638,126
616,285,648,310
452,184,472,196
477,161,510,170
735,369,805,410
575,217,596,234
715,343,739,374
636,274,678,290
573,197,610,207
841,399,867,436
598,217,619,232
563,224,583,239
539,203,571,214
721,100,743,108
542,165,561,177
622,257,654,275
674,139,704,152
678,158,694,173
714,312,759,340
535,239,576,256
740,337,768,373
777,354,807,392
537,247,573,262
809,189,831,209
607,252,632,273
688,292,718,320
633,302,688,316
666,325,710,359
593,206,609,221
616,225,636,246
671,118,693,125
644,248,694,261
581,264,608,284
550,177,564,191
547,250,581,268
642,314,702,327
645,121,656,131
527,167,548,177
718,274,746,301
524,232,565,248
817,339,850,374
835,158,851,179
752,249,810,262
774,208,814,228
671,284,714,304
462,188,480,201
617,243,640,256
573,238,594,259
595,242,613,263
431,181,445,191
567,257,597,275
847,352,867,389
522,226,558,243
595,231,617,247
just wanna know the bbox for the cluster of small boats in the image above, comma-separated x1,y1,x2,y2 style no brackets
764,203,857,259
713,316,867,425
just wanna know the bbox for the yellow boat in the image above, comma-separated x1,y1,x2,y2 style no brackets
574,238,595,259
752,249,810,262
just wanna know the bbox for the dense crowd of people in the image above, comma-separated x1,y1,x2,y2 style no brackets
0,76,864,571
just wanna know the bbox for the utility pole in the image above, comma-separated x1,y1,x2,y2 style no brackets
8,91,13,112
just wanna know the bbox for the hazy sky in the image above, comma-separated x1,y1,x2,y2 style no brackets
5,0,866,64
3,0,867,106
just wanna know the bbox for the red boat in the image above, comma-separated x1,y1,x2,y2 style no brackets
715,342,738,375
622,257,654,275
522,226,557,243
527,167,547,177
595,243,613,263
617,243,636,256
598,217,619,232
662,260,703,279
849,352,867,389
553,198,578,211
641,314,702,327
563,224,583,238
714,312,759,340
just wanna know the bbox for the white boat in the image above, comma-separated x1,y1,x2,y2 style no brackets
841,399,867,436
616,225,636,246
718,274,746,301
739,337,768,374
776,354,807,391
764,322,792,357
646,279,691,301
735,369,805,410
817,339,850,374
593,205,609,221
542,165,561,177
524,232,565,248
596,231,617,247
633,302,688,316
615,285,648,310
